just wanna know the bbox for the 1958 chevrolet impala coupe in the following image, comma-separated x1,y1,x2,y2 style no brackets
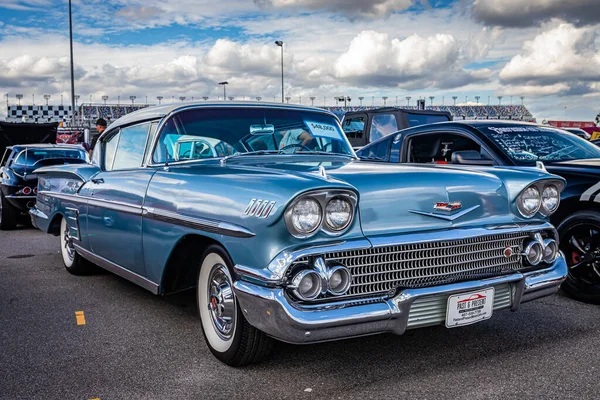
31,102,568,366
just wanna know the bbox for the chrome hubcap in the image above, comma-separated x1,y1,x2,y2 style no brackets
207,265,235,339
63,227,75,260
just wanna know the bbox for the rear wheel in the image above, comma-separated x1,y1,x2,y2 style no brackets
558,211,600,304
197,245,273,366
0,191,18,230
60,217,94,275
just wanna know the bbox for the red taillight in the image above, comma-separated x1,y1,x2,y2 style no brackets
33,187,38,194
22,187,32,195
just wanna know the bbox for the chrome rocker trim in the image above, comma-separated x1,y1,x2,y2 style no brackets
74,244,159,294
233,254,567,344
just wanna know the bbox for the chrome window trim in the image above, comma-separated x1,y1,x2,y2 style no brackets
74,244,159,294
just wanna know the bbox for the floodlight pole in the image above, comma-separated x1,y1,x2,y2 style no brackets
275,41,284,103
69,0,76,127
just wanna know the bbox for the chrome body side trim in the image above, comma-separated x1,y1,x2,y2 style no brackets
142,207,255,238
74,244,159,294
233,254,567,344
38,191,143,216
6,195,37,199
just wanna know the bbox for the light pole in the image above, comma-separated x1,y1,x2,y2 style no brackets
520,96,524,106
382,96,388,106
299,96,302,105
130,95,136,105
406,96,411,106
68,0,76,127
32,94,35,105
202,96,209,101
465,95,468,104
16,94,23,106
429,96,434,106
510,96,513,105
395,96,398,106
275,41,284,103
475,96,480,105
452,96,457,106
372,96,374,106
487,95,490,105
442,96,445,105
156,96,163,104
256,96,262,101
358,96,364,106
285,96,291,104
310,96,315,106
102,95,108,105
498,96,503,105
89,94,92,104
118,95,120,105
61,94,63,105
44,94,51,105
179,96,186,102
336,96,351,107
218,82,228,100
324,96,326,106
145,96,148,104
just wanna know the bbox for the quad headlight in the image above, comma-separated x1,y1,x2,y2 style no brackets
285,191,356,238
325,197,353,231
289,198,322,236
540,185,560,216
517,180,563,218
517,185,541,218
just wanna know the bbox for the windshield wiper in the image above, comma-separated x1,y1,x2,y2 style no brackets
293,151,355,158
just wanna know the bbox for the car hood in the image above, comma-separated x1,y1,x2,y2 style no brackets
219,156,551,238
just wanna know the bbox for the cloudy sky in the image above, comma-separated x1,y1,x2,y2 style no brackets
1,0,599,121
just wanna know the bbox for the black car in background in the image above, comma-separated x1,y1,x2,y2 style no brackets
563,128,591,140
357,121,600,303
340,107,452,149
0,144,88,230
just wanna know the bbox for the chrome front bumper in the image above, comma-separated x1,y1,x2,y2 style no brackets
233,254,567,344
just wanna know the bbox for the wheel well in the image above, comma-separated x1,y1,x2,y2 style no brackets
552,199,600,227
160,234,224,295
48,213,63,236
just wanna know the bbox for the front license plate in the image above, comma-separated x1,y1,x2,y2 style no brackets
445,288,494,328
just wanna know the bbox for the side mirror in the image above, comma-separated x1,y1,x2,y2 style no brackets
451,150,494,166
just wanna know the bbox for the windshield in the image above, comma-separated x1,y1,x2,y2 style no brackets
14,148,87,166
152,108,354,163
481,125,600,164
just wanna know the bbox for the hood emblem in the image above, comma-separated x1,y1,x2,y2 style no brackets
434,201,462,212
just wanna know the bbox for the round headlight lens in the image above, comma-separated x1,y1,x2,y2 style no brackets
290,198,322,235
292,270,322,300
541,185,560,215
325,197,353,231
328,265,352,295
518,186,541,217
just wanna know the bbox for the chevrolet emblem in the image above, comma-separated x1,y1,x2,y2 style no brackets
433,202,462,212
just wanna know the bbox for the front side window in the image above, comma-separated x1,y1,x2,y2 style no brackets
342,116,365,139
408,133,481,163
370,114,398,142
152,108,353,163
481,125,600,164
109,123,151,170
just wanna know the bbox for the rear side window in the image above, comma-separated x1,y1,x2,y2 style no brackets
406,113,450,127
370,114,398,142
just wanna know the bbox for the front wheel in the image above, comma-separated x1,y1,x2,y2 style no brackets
558,211,600,304
197,245,273,366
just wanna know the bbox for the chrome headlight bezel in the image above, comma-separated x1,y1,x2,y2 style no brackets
284,190,357,239
324,196,354,233
539,184,560,216
516,179,564,219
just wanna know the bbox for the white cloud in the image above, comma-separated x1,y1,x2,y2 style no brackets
499,23,600,95
333,30,490,89
472,0,600,27
254,0,414,19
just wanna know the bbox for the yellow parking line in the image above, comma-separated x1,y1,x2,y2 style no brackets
75,311,86,325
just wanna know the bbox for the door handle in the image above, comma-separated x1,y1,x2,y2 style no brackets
91,178,104,184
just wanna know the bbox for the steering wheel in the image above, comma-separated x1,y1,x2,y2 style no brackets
278,143,312,153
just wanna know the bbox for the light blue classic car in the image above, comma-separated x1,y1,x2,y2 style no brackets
31,102,568,366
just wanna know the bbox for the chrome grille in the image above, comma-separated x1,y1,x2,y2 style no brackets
291,232,528,300
407,283,513,329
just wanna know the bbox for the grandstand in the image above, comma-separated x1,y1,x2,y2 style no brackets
6,102,535,125
323,105,534,122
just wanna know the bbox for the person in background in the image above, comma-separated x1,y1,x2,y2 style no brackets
90,118,107,152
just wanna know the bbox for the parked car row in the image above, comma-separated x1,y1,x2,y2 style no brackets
5,102,595,367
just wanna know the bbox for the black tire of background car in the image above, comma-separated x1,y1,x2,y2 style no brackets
197,245,274,366
60,217,98,275
558,210,600,304
0,191,18,230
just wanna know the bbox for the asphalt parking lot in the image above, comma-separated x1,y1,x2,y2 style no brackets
1,228,599,400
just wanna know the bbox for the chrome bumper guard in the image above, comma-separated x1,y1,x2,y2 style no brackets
233,254,567,344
